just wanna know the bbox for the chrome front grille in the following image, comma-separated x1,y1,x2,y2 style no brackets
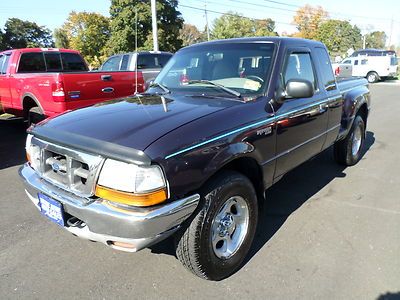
32,137,104,198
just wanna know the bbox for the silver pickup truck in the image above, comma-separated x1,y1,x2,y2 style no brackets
99,51,173,86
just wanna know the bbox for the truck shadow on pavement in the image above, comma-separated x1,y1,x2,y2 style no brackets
376,292,400,300
150,132,376,271
0,118,27,170
245,130,375,266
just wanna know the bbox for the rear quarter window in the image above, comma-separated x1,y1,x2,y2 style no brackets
137,53,172,69
61,53,87,71
155,54,172,68
1,54,11,74
18,52,46,73
314,47,336,91
44,53,62,71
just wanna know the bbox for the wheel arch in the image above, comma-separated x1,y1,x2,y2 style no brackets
338,84,370,140
198,142,266,206
21,93,43,119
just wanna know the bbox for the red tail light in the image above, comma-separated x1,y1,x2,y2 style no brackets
180,73,189,85
335,67,340,76
52,81,65,102
135,71,145,93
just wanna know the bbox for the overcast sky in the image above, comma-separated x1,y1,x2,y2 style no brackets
0,0,398,46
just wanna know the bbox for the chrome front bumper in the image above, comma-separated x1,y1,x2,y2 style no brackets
19,164,200,252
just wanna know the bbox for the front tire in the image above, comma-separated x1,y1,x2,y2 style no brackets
334,115,365,166
176,171,258,281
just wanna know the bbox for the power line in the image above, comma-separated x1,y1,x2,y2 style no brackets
196,0,295,18
183,0,399,28
179,3,295,26
195,0,400,22
260,0,400,22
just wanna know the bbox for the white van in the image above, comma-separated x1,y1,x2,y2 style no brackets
337,52,398,83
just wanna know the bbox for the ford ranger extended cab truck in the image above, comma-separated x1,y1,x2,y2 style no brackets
19,38,370,280
0,48,145,124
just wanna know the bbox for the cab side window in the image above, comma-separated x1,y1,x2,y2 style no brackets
284,52,316,89
102,55,122,71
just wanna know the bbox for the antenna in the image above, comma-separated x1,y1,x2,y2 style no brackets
135,6,138,95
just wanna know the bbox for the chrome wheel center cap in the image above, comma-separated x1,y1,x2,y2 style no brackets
218,214,234,237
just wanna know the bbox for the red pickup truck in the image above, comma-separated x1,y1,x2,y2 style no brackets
0,48,145,124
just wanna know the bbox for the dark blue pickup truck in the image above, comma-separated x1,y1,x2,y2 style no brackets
20,37,370,280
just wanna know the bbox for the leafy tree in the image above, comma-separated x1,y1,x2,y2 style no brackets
60,11,110,68
106,0,183,54
53,28,70,49
254,19,278,37
365,31,387,49
212,13,277,39
315,19,362,57
3,18,53,49
292,5,328,39
179,24,204,47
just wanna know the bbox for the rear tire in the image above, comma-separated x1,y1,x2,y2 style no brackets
27,107,45,126
366,71,379,83
334,115,365,166
175,171,258,281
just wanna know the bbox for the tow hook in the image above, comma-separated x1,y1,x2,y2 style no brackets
67,216,86,228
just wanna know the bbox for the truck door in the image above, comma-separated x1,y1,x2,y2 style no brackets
314,47,343,149
273,48,329,178
0,53,12,110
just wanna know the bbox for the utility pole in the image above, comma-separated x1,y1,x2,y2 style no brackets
204,0,210,41
363,35,366,49
150,0,159,51
388,16,394,47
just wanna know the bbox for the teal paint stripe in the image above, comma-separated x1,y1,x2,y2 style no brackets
165,118,275,159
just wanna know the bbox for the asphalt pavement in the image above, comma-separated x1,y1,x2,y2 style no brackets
0,84,399,299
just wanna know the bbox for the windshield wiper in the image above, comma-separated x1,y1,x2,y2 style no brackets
186,80,241,98
149,82,170,94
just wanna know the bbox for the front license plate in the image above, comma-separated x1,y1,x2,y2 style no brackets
38,193,65,226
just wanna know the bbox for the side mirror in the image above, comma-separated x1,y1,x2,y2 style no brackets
285,79,314,99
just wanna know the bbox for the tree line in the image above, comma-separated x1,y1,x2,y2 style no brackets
0,1,393,68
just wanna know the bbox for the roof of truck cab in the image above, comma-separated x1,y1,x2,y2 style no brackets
4,48,80,53
183,37,326,49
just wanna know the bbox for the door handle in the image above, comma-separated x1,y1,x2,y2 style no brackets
319,104,328,113
101,74,112,81
102,87,114,93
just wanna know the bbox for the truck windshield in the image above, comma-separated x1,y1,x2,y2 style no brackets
153,42,275,97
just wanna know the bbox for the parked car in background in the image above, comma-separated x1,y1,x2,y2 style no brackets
20,37,371,280
99,51,173,87
0,48,145,124
334,49,398,82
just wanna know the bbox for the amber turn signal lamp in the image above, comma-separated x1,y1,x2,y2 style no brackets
95,185,167,207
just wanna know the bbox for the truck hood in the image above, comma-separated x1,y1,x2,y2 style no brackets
31,93,236,153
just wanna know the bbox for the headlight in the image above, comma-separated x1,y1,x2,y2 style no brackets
95,159,168,207
26,134,41,171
